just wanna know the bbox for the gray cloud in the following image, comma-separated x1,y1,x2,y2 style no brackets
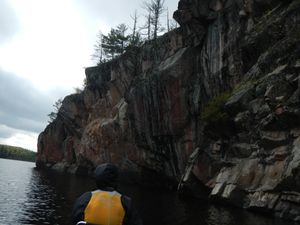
0,113,45,134
0,125,16,139
75,0,178,29
0,68,64,134
76,0,139,24
0,0,179,144
0,0,19,44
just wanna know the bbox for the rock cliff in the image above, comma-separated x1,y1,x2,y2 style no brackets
37,0,300,221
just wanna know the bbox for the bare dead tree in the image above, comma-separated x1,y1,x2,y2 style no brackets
167,7,170,32
131,10,138,40
167,7,178,32
143,0,166,40
141,12,152,40
129,10,142,46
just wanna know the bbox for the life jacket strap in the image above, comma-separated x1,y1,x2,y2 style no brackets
76,221,99,225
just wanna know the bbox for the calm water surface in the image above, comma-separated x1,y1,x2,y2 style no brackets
0,158,295,225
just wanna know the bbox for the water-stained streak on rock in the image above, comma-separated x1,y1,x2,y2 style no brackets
37,0,300,221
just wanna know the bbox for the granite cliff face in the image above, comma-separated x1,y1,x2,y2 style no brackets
37,0,300,221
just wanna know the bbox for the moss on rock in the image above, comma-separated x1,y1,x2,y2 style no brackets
200,91,232,123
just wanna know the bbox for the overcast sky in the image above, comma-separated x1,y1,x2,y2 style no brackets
0,0,178,151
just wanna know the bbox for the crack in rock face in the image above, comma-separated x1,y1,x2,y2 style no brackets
37,0,300,221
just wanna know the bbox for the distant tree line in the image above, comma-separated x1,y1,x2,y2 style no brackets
0,144,36,162
92,0,178,64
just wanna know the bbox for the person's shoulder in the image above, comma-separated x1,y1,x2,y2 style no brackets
79,191,92,198
75,191,92,204
120,194,132,210
120,193,131,201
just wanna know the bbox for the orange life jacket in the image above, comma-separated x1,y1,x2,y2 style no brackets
84,190,125,225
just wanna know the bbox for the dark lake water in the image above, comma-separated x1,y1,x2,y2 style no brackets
0,158,296,225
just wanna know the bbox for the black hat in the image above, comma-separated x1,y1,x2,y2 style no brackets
94,163,119,188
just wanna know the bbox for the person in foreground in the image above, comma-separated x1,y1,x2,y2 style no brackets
72,163,143,225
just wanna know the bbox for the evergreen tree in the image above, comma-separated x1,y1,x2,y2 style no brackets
101,24,130,60
92,30,105,64
48,98,62,123
0,144,36,162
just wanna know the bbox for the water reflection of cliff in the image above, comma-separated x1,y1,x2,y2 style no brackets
18,167,294,225
19,168,94,225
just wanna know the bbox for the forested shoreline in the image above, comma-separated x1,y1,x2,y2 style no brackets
0,144,36,162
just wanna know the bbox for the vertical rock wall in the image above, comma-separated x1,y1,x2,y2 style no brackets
37,0,300,221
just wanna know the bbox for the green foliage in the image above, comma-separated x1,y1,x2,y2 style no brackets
83,77,87,87
129,31,143,48
73,87,83,94
48,98,63,123
0,144,36,162
200,91,232,123
102,24,130,60
93,23,144,65
92,31,106,64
